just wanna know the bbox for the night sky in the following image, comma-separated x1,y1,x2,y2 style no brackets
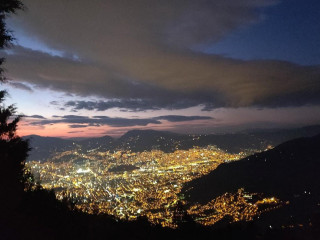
2,0,320,138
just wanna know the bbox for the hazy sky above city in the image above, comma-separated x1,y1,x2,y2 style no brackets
2,0,320,137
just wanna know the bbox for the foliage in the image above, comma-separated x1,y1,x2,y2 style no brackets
0,0,23,47
0,0,23,81
0,91,20,138
0,0,31,204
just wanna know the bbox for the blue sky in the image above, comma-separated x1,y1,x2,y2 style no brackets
201,0,320,65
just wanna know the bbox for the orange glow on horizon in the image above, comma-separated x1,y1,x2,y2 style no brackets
16,120,182,138
17,121,107,138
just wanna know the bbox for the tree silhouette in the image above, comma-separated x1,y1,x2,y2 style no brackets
0,0,27,214
1,0,23,80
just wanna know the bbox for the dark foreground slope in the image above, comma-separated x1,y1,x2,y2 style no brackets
182,134,320,230
2,135,320,239
0,186,272,240
3,186,319,240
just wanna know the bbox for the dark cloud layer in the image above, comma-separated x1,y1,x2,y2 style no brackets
65,100,163,112
64,99,211,112
4,0,320,110
68,124,89,129
24,115,46,119
154,115,213,122
7,81,33,92
30,114,213,128
32,115,160,127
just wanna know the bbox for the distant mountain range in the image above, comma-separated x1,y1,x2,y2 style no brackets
24,125,320,162
182,133,320,228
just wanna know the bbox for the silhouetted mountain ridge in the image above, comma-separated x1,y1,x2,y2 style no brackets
24,125,320,162
183,133,320,201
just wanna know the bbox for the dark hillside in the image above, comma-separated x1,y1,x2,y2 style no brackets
183,134,320,202
182,134,320,228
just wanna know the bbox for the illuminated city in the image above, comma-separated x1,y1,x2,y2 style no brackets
27,145,281,228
